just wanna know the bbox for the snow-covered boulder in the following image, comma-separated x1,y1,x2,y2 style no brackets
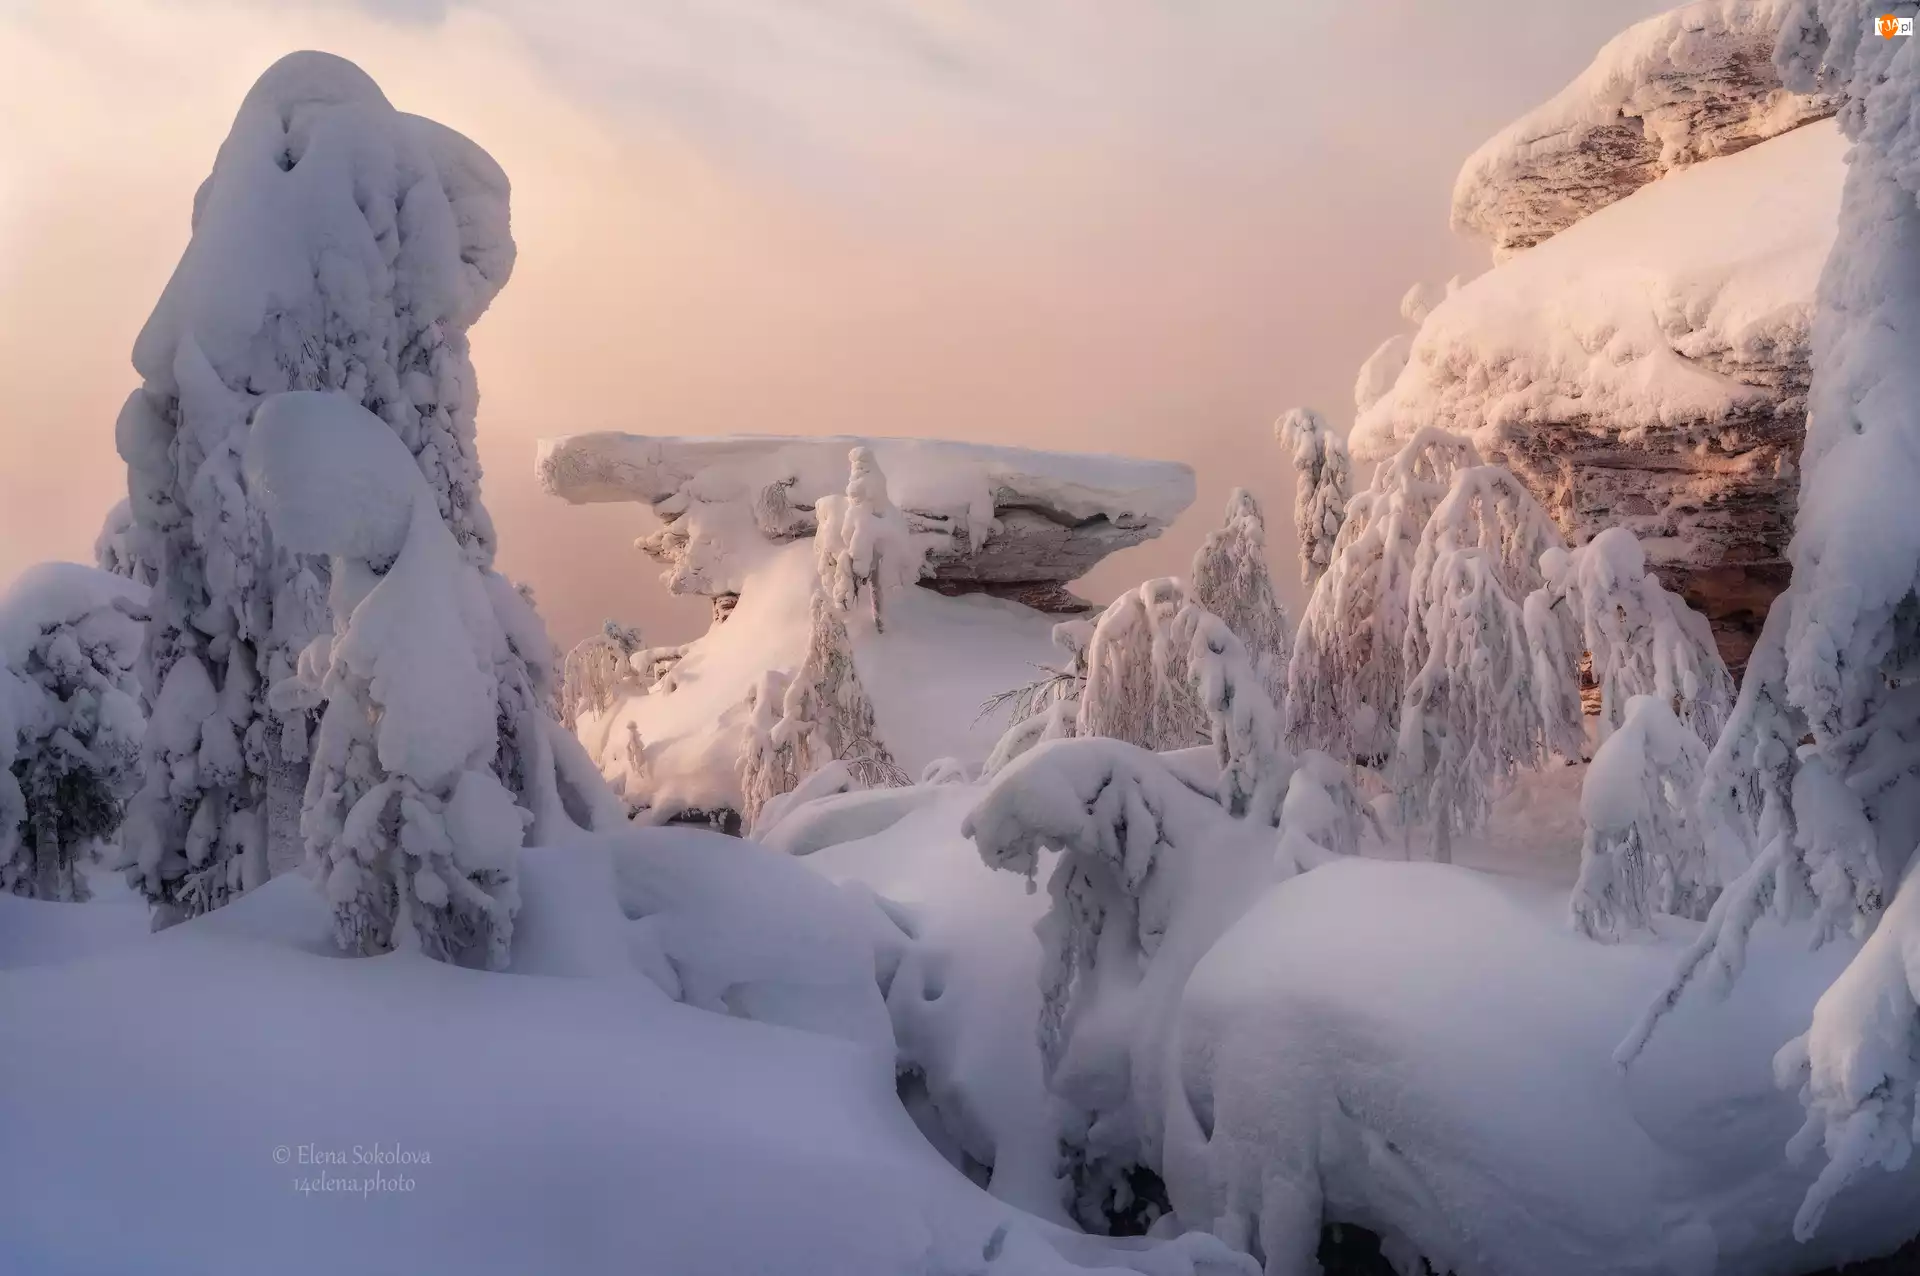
1357,118,1844,668
1452,0,1838,261
537,433,1195,613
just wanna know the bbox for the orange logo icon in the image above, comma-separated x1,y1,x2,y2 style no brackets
1882,13,1904,37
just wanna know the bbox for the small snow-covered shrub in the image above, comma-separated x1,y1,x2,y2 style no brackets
1274,407,1351,587
1182,605,1290,823
814,446,921,634
1,565,147,902
1571,695,1711,941
1526,527,1733,745
1189,490,1291,711
1287,427,1481,762
981,617,1094,780
248,393,527,968
738,669,802,832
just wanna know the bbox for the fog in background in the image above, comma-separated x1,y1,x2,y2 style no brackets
0,0,1670,646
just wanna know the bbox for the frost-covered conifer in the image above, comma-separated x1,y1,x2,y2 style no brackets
1077,580,1210,752
118,52,528,917
737,669,801,830
247,393,525,968
1288,427,1482,761
781,592,909,790
1525,528,1733,746
981,619,1091,779
560,621,644,731
0,566,147,902
1275,408,1351,588
92,501,155,589
1620,10,1920,1236
814,446,920,634
1190,490,1292,710
1571,695,1712,941
1182,604,1290,822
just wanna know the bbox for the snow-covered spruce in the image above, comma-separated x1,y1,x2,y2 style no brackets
1526,527,1734,746
559,621,645,733
781,592,910,793
1571,694,1713,941
737,669,801,832
962,737,1335,1232
1273,408,1351,587
980,618,1092,780
92,500,154,589
1188,490,1291,712
1287,427,1482,762
0,565,147,902
244,393,538,967
1182,604,1290,824
1077,580,1210,753
814,445,922,634
1622,7,1920,1237
117,52,531,916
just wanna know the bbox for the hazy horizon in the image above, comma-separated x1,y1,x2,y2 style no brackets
0,0,1671,646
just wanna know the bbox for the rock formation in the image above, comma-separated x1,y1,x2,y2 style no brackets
538,433,1195,615
1354,0,1842,671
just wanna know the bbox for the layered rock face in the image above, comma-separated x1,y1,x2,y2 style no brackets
1355,0,1843,670
1452,0,1837,261
538,433,1195,615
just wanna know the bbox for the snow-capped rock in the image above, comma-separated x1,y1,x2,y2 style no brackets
1358,119,1844,668
1453,0,1837,261
538,433,1195,613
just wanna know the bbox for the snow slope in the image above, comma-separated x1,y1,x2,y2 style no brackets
0,830,1255,1276
581,539,1064,819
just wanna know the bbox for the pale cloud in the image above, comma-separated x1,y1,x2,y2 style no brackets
0,0,1672,646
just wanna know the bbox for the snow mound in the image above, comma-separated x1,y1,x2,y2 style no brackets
0,828,1255,1276
1166,857,1920,1275
1452,0,1838,260
538,432,1195,605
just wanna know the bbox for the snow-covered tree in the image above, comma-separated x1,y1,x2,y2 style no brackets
1394,545,1564,863
980,618,1092,779
1275,407,1351,586
781,592,910,791
737,669,801,831
1401,463,1566,683
1571,695,1712,941
560,620,644,731
92,500,155,588
1287,427,1481,762
1525,528,1733,746
0,566,147,902
1190,489,1292,710
1619,9,1920,1237
117,52,530,917
1077,580,1210,753
1182,604,1290,823
814,446,920,634
247,392,524,968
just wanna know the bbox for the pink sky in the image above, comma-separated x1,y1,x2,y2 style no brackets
0,0,1670,645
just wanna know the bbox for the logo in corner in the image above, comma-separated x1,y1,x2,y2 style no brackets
1878,13,1914,37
